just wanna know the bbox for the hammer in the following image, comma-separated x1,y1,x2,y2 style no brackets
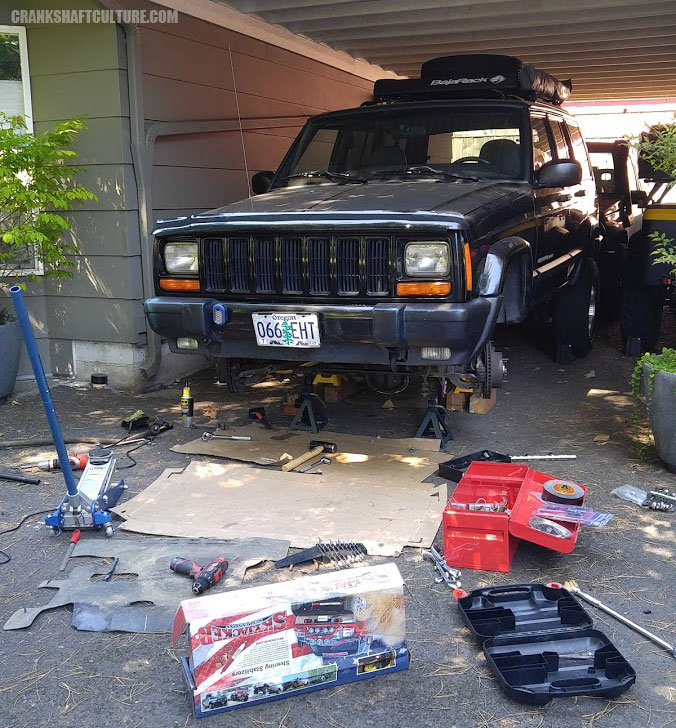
281,440,337,472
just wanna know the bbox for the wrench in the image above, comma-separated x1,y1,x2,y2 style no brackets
422,545,461,588
298,456,332,473
201,432,252,442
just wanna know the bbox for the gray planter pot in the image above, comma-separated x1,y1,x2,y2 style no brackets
643,364,676,471
0,320,21,403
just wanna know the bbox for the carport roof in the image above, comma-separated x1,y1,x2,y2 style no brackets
217,0,676,101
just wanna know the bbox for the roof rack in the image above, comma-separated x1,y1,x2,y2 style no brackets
374,54,572,106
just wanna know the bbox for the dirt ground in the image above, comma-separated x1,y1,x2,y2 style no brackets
0,315,674,728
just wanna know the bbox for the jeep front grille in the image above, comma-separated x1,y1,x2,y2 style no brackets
201,234,394,298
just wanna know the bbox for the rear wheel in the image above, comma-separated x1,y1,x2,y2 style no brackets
553,258,599,362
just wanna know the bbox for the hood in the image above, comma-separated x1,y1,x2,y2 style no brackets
153,179,532,237
207,179,519,217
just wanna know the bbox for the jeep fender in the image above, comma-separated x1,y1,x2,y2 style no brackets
568,221,602,287
477,237,533,324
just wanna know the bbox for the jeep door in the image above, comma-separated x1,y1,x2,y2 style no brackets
531,114,593,299
531,113,564,299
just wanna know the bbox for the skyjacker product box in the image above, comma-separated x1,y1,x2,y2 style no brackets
172,563,409,718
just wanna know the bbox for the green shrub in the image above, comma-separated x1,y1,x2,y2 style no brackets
0,113,96,283
0,113,96,324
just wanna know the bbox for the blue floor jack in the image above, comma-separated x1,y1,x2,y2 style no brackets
10,286,125,536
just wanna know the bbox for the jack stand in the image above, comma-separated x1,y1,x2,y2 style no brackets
10,286,125,536
416,380,453,449
289,377,328,433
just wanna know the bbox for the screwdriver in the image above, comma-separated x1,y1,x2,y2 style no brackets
20,454,89,472
59,529,82,571
39,454,89,472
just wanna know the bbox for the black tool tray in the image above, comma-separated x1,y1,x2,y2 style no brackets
458,584,636,705
438,450,511,482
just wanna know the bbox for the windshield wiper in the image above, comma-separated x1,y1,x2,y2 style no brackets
370,165,479,182
283,169,368,184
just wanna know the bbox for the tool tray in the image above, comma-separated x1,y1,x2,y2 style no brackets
458,584,636,705
438,450,512,482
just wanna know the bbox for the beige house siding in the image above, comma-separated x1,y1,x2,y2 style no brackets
139,17,372,220
1,0,137,381
1,0,376,390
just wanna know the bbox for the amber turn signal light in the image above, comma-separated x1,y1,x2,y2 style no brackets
159,278,200,292
396,281,451,296
463,243,473,292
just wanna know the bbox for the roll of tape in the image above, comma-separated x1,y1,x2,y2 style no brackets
542,479,585,505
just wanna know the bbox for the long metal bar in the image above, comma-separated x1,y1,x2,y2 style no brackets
510,454,577,461
9,286,79,500
570,586,676,658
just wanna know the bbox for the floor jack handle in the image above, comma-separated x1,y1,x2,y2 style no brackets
9,286,79,499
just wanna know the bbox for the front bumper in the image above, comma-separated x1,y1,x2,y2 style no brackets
144,296,502,367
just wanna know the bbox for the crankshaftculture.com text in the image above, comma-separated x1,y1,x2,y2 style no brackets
11,8,179,24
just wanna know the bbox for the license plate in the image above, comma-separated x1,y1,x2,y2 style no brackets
252,313,320,348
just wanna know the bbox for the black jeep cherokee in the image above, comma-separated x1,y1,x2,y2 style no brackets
145,55,599,405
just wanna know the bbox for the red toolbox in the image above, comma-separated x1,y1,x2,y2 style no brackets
442,462,586,572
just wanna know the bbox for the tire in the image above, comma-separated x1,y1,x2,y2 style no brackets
215,358,246,393
620,284,664,354
553,258,599,361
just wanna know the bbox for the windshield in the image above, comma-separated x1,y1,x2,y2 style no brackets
276,106,525,186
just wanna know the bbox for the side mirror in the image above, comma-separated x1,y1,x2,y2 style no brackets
631,189,649,208
535,159,582,188
251,171,274,195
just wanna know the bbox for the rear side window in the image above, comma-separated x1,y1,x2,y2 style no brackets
549,119,571,159
566,123,593,179
531,117,554,170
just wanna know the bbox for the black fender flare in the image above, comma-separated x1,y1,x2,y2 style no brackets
477,237,533,296
478,237,533,323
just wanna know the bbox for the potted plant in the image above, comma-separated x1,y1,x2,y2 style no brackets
632,348,676,470
624,124,676,468
0,112,95,401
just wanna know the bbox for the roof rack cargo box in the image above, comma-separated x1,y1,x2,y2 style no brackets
374,54,572,106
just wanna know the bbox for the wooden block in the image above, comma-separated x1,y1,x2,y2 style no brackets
324,377,358,403
446,391,469,412
283,392,299,416
469,388,497,414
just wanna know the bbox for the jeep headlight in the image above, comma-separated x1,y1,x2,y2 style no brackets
164,242,198,274
404,242,450,277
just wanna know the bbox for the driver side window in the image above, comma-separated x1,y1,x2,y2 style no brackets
531,117,554,170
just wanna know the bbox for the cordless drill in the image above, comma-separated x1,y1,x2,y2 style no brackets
170,556,229,595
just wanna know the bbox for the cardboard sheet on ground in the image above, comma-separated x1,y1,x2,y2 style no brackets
3,537,289,633
112,460,445,556
172,425,448,472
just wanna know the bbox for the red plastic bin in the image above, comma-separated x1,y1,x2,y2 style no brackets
442,461,586,573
